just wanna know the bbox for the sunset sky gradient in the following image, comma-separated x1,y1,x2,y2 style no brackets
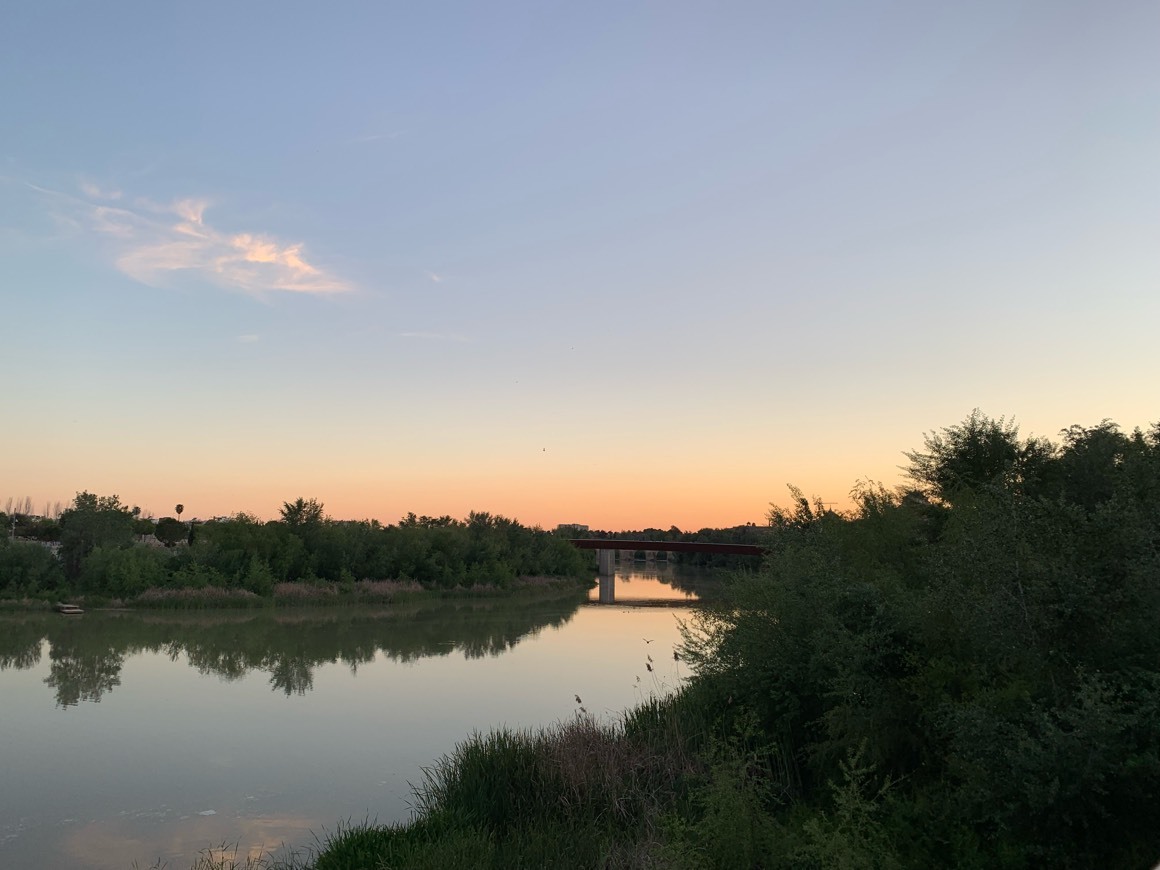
2,1,1156,529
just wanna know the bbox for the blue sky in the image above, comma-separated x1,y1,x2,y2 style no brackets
2,1,1157,528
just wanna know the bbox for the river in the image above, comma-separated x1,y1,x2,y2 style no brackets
0,566,716,869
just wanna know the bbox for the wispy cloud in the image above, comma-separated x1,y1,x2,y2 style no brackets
425,271,443,283
35,183,350,296
397,331,468,342
236,334,261,343
80,181,122,200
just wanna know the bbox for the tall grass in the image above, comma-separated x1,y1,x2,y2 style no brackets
157,681,788,869
411,714,692,837
133,587,267,609
156,684,829,869
306,688,730,869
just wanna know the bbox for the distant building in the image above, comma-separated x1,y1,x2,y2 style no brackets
556,523,589,534
4,537,62,556
136,534,168,549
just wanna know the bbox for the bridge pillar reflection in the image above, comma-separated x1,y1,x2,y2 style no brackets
598,573,615,604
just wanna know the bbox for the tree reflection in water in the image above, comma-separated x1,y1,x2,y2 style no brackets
0,618,44,670
0,591,586,704
45,645,124,706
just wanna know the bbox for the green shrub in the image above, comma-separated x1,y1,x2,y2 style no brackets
0,538,65,595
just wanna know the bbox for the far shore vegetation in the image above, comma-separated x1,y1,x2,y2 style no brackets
1,494,766,611
0,498,601,609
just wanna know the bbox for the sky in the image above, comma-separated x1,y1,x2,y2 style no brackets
1,1,1157,530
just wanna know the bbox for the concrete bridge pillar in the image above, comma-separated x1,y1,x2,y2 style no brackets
597,548,615,575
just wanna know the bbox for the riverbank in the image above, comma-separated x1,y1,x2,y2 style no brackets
0,574,592,612
136,680,793,870
307,683,773,870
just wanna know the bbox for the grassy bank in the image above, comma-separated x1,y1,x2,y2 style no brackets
150,681,842,869
1,574,592,611
307,687,788,870
145,683,755,870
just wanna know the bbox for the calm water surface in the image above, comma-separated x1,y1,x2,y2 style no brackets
0,569,715,869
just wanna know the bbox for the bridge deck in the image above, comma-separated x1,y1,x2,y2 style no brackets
568,539,767,556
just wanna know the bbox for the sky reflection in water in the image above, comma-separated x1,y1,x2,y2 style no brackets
0,572,708,869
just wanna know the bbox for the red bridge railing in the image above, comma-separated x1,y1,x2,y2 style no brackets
568,539,766,556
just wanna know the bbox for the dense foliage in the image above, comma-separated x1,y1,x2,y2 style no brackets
0,498,589,601
676,412,1160,867
0,535,64,595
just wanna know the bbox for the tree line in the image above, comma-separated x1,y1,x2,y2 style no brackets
0,496,591,601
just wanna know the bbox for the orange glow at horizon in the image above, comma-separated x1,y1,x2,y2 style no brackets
5,451,883,530
8,402,1156,530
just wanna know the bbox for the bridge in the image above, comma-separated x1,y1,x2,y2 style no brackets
570,539,767,570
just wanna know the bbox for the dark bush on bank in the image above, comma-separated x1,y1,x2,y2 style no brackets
679,413,1160,867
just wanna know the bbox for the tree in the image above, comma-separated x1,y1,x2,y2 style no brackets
0,537,65,595
58,492,136,579
155,517,188,547
1055,421,1129,510
280,497,325,528
4,496,34,519
903,409,1033,503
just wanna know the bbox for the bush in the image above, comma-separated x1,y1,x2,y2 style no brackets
680,414,1160,866
78,545,168,597
0,538,65,595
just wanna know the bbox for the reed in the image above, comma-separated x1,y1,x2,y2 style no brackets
131,587,266,609
305,688,719,869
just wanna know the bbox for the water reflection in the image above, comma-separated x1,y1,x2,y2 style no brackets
61,812,318,870
0,584,705,870
587,564,722,605
46,643,125,706
0,591,588,706
0,618,44,669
